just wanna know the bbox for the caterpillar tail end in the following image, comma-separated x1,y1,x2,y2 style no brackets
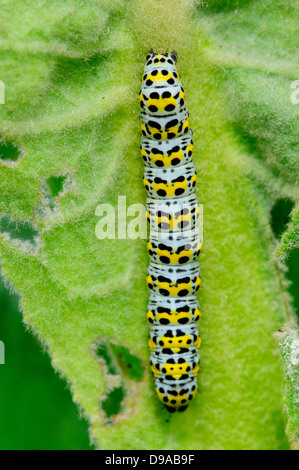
155,376,198,413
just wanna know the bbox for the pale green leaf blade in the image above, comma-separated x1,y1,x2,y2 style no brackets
275,327,299,449
0,0,297,450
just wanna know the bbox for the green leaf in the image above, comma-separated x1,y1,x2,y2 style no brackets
0,275,93,450
276,208,299,260
0,0,297,449
275,327,299,449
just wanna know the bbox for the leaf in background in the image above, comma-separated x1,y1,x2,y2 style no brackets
0,0,298,449
276,208,299,260
0,275,93,450
200,0,299,247
275,327,299,449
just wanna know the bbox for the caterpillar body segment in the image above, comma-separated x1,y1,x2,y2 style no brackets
143,162,197,200
142,68,181,89
141,108,190,141
139,85,186,117
147,262,201,298
148,227,202,266
150,351,200,381
147,295,201,326
146,194,200,233
140,50,202,412
141,132,194,169
155,376,197,413
149,324,201,354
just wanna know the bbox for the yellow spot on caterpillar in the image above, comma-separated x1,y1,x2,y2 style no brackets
194,309,201,321
151,71,174,83
154,210,191,231
156,388,164,402
146,310,154,323
159,334,194,350
156,279,192,297
150,148,183,167
146,275,153,289
191,174,197,185
147,94,177,113
148,338,156,351
153,179,187,197
157,310,191,324
141,148,147,160
162,361,192,379
182,117,189,132
157,247,192,264
151,363,160,377
195,277,201,289
186,143,193,156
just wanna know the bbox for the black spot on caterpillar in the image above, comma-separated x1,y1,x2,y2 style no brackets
140,51,202,412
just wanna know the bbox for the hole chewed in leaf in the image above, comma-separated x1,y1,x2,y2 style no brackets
35,171,74,219
46,175,68,198
286,248,299,319
0,139,23,166
270,198,295,240
91,338,144,426
0,214,40,255
101,387,125,419
201,0,256,13
109,342,144,382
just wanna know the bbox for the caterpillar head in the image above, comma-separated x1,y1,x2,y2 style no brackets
145,50,178,67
